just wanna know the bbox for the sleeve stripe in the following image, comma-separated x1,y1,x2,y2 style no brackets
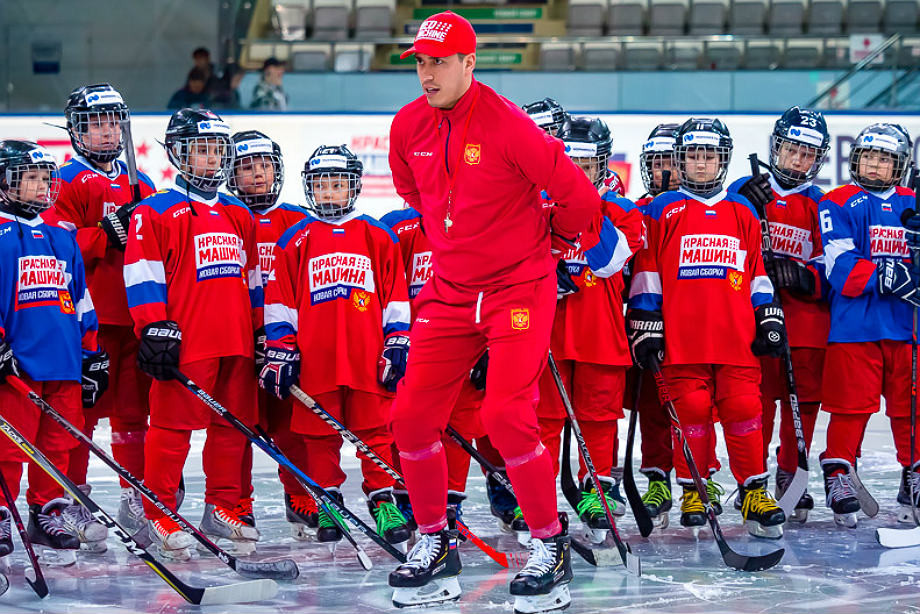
750,274,774,307
75,289,95,323
841,259,877,298
382,300,412,332
124,259,166,287
628,271,662,299
585,223,634,278
126,281,167,309
824,237,855,278
265,302,298,331
630,293,662,312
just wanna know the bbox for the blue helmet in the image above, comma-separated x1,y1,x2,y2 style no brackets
770,107,830,189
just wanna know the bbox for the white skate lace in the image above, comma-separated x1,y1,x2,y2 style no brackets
826,473,856,506
402,533,440,570
519,538,556,577
63,502,97,531
123,490,145,519
39,509,71,537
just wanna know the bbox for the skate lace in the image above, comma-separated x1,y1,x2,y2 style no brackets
642,480,671,506
40,509,72,537
741,486,780,518
152,517,183,538
512,506,525,521
519,538,557,577
576,488,615,518
290,495,318,516
373,501,407,532
63,502,96,529
317,504,345,529
123,491,145,519
234,498,254,517
214,506,246,528
826,472,856,505
706,479,724,504
680,488,705,513
403,532,441,570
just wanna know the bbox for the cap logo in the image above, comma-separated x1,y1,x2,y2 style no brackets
644,137,676,152
28,147,51,162
528,110,555,126
564,142,599,157
309,154,349,169
786,126,825,147
416,19,452,43
682,131,721,146
85,90,124,107
235,138,274,155
859,133,901,152
197,120,231,135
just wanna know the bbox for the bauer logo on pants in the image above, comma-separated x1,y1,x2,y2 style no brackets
510,308,530,330
677,234,745,280
15,256,69,310
309,252,375,305
464,144,481,165
194,233,244,281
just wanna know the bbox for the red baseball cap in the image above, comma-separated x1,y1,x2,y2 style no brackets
400,11,477,60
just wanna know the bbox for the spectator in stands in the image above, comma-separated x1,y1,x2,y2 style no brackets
250,58,288,111
166,67,211,109
210,63,246,110
192,47,220,95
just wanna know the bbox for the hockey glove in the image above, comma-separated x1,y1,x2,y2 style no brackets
737,173,773,214
764,255,815,297
470,350,489,391
556,259,580,300
81,349,110,409
0,338,20,383
258,340,300,400
99,203,137,251
137,320,182,381
253,326,267,372
751,303,787,357
378,333,410,392
903,209,920,252
878,259,920,307
627,309,664,370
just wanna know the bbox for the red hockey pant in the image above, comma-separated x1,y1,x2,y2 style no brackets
391,274,561,538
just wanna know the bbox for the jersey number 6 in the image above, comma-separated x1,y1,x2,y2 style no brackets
819,209,833,234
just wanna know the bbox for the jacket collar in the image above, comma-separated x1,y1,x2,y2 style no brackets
433,78,480,124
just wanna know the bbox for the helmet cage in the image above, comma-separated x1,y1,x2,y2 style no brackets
166,135,233,192
640,135,678,195
674,144,732,194
848,128,911,191
0,160,61,217
228,138,284,211
67,106,129,165
769,133,829,188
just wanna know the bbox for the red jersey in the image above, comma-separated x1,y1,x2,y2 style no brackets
380,207,431,316
253,202,309,286
629,188,774,367
388,79,600,288
264,212,411,396
123,182,262,363
53,156,156,326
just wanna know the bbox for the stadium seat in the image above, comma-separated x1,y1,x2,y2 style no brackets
569,0,608,36
807,0,844,34
667,40,703,67
290,43,332,71
540,43,577,71
583,42,623,70
884,0,920,35
823,37,852,67
312,0,351,40
783,39,823,67
689,0,728,34
608,0,647,34
648,0,689,34
896,36,920,66
767,0,805,35
847,0,883,32
729,0,768,34
333,43,374,71
744,40,782,67
704,40,743,68
622,41,664,68
354,0,394,39
272,0,311,40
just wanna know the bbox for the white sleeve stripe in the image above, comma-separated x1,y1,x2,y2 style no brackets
124,259,166,287
750,275,774,297
824,238,855,277
265,303,298,330
248,267,261,290
628,271,662,299
382,301,411,328
592,227,634,278
75,290,94,321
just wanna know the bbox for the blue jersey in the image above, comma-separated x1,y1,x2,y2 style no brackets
0,211,98,381
819,183,916,343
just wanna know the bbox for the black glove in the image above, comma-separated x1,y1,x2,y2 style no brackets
627,309,664,370
556,259,579,299
470,351,488,391
878,259,920,307
253,326,266,372
378,333,410,392
137,320,182,381
764,255,815,297
99,203,137,251
81,349,110,408
737,173,773,213
751,303,787,357
0,338,20,383
904,209,920,251
259,340,300,399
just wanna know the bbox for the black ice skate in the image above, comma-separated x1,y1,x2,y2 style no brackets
446,491,465,531
706,477,724,516
27,498,79,566
509,531,573,614
896,464,920,524
739,477,785,539
575,476,616,544
285,493,318,541
641,469,673,529
389,529,461,608
234,497,255,528
822,460,861,528
393,489,417,532
679,485,707,534
0,506,12,558
316,489,345,551
776,467,814,523
367,488,410,551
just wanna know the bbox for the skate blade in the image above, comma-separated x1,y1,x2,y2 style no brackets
37,546,76,567
652,513,669,530
155,544,193,562
80,539,108,554
834,513,858,529
391,540,409,555
290,523,315,542
745,520,783,540
516,531,532,547
392,576,461,608
513,584,571,614
789,509,809,524
897,505,920,524
582,526,607,545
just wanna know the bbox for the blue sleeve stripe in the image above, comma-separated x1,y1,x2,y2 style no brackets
265,321,296,341
629,292,662,312
584,217,633,278
751,291,773,308
126,281,167,309
249,286,264,309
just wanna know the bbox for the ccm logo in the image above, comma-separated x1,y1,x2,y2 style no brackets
413,151,433,157
148,328,181,340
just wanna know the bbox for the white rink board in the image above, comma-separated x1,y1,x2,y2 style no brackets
1,113,919,219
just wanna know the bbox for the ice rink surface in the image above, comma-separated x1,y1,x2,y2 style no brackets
3,411,920,614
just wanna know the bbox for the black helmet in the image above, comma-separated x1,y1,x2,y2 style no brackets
522,98,567,136
227,130,284,211
770,106,830,189
674,117,733,195
65,83,130,165
558,116,612,190
0,140,60,218
163,108,233,191
849,123,912,191
640,123,680,196
302,145,363,220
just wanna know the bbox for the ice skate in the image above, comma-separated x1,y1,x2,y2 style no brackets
234,496,255,528
740,477,785,539
393,489,417,532
63,485,108,553
199,503,259,556
822,461,860,528
389,529,462,608
896,465,920,524
706,477,724,516
776,467,813,523
149,516,194,561
609,467,627,517
575,476,617,544
285,493,317,541
640,469,672,529
27,499,79,566
488,472,527,539
367,488,410,551
679,485,706,536
0,506,13,558
509,531,573,614
117,487,146,533
446,492,465,530
316,489,345,553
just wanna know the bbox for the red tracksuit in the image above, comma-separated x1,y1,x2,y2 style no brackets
388,78,601,537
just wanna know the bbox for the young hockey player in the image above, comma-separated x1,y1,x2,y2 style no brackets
536,116,644,543
0,140,109,565
124,108,262,559
728,107,830,523
260,144,411,550
226,130,310,535
52,83,157,543
628,117,788,539
817,123,918,528
522,97,567,136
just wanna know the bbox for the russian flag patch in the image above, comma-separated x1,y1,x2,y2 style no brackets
705,209,717,217
776,200,787,209
332,228,345,234
882,202,892,212
31,229,44,239
209,210,219,216
259,218,271,224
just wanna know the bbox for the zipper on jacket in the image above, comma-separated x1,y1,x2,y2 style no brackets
443,116,452,175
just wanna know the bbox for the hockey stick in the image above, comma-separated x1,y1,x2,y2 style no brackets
745,153,810,517
649,357,784,571
288,384,528,570
547,352,641,576
6,376,299,581
122,117,143,206
172,371,395,568
621,370,655,537
0,467,47,598
443,425,618,567
0,407,277,604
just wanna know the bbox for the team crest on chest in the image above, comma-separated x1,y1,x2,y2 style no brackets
352,289,372,312
464,144,481,166
510,307,530,330
727,270,743,291
582,269,597,288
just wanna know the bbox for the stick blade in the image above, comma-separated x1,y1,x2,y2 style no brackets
848,470,880,517
235,558,300,580
776,467,809,517
197,579,279,605
877,527,920,549
24,566,49,599
357,548,374,571
720,544,785,572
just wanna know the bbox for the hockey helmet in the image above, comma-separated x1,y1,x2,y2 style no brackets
674,117,733,195
770,106,830,189
164,108,233,192
302,144,363,221
558,116,612,190
849,123,912,191
228,130,284,211
522,98,567,136
65,83,130,165
0,140,60,218
640,123,680,196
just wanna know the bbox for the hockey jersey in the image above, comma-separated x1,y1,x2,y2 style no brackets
819,184,916,343
53,155,156,327
728,175,829,349
265,210,411,395
123,179,262,363
253,202,309,286
0,211,99,381
629,188,774,367
380,207,431,312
